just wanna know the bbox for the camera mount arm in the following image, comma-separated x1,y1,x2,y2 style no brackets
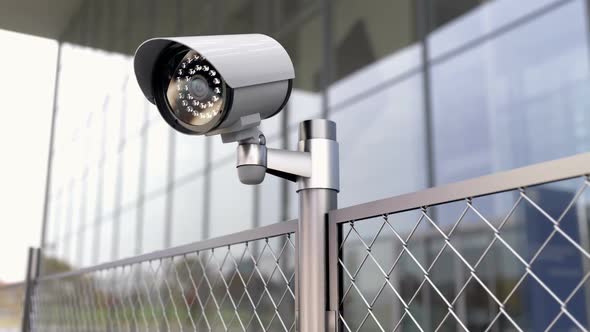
233,119,339,193
236,139,312,184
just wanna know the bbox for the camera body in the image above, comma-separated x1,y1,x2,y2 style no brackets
134,34,294,137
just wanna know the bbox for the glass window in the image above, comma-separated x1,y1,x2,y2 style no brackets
82,226,95,267
101,155,120,216
119,208,138,259
430,0,590,185
68,180,83,237
212,135,234,163
209,161,254,238
46,195,62,249
171,176,205,246
88,111,106,167
70,231,84,268
58,235,72,269
98,217,114,264
121,136,142,207
279,15,324,128
329,74,428,207
59,185,73,244
174,131,206,180
145,122,171,195
85,167,100,227
125,75,149,139
428,0,562,59
141,194,167,253
103,103,122,157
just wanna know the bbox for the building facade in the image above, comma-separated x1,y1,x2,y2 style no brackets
38,0,590,329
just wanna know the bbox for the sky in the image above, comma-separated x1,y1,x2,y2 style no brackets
0,29,57,283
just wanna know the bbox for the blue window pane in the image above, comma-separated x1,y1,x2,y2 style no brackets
431,0,590,185
330,75,428,207
429,0,562,59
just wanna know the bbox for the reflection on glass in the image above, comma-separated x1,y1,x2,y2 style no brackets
431,0,590,185
171,176,204,246
330,75,428,207
428,0,560,58
280,14,324,127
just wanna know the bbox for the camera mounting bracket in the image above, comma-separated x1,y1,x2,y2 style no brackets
234,119,339,192
234,119,340,332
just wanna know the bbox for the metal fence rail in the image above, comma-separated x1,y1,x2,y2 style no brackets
328,153,590,331
30,220,297,332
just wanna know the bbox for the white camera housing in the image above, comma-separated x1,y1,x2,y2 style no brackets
134,34,294,139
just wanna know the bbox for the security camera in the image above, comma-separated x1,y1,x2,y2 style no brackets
133,37,338,319
134,34,294,140
133,34,338,194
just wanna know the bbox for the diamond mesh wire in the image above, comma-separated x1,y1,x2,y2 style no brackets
0,283,25,331
30,233,296,332
338,175,590,332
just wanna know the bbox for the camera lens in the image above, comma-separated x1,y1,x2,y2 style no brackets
164,50,227,127
188,76,210,100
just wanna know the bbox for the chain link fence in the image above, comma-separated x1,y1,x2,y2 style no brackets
29,222,297,332
331,154,590,331
17,153,590,331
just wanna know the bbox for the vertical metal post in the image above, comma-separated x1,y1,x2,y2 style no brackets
327,213,343,332
575,186,590,324
297,119,339,332
21,247,39,332
39,42,62,256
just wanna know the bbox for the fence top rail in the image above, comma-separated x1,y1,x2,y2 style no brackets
37,219,298,282
329,152,590,224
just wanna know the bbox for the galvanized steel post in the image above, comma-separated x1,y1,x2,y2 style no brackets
296,120,339,332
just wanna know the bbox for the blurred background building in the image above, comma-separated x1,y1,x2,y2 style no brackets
1,0,590,330
24,0,589,270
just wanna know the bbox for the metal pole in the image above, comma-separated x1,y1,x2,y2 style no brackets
21,247,39,332
235,119,339,331
39,42,62,254
297,119,338,332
